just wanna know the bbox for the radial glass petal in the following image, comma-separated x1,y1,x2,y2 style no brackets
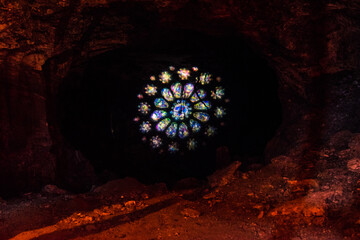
183,83,194,99
166,122,178,138
171,83,182,98
151,110,167,122
178,122,189,139
154,98,169,109
193,112,210,122
156,118,171,131
190,89,206,103
189,119,201,132
161,88,174,102
194,101,211,110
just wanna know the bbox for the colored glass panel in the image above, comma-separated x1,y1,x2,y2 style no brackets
189,119,201,132
178,122,189,139
154,98,169,108
151,110,167,122
194,101,211,110
156,118,171,131
161,88,174,102
183,83,194,99
166,122,177,138
193,112,210,122
171,83,182,98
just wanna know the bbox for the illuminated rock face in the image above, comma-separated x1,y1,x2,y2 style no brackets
0,0,359,196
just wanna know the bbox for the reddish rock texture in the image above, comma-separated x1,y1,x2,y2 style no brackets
0,0,359,196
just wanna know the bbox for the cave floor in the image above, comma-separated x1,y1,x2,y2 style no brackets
1,141,360,240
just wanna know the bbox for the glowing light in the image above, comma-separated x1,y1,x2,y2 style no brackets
189,119,201,132
171,100,192,120
140,121,151,133
183,83,194,99
135,66,227,153
168,142,179,153
154,98,169,108
178,68,190,80
194,101,211,110
151,110,167,122
214,107,226,118
171,82,182,98
211,87,225,100
150,136,162,148
145,84,157,96
198,73,212,85
187,138,197,150
161,88,174,102
190,89,206,103
138,102,151,115
166,122,177,138
205,126,216,136
156,118,171,131
159,71,172,84
178,122,189,139
193,112,210,122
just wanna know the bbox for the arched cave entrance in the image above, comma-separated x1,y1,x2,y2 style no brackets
53,28,281,187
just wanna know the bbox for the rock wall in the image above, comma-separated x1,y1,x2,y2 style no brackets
0,0,359,196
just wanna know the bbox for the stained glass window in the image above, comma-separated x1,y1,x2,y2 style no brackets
134,66,228,153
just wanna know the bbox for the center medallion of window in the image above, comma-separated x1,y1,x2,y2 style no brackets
134,66,228,153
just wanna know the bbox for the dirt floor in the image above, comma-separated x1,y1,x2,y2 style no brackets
1,132,360,240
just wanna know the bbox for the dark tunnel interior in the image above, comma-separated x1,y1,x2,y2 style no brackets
56,29,282,186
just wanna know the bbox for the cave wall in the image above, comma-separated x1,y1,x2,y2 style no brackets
0,0,359,196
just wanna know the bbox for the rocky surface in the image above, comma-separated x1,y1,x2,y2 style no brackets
0,131,359,239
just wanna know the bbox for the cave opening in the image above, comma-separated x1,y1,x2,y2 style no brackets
55,29,282,187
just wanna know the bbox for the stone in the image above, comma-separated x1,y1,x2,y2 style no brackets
347,158,360,173
207,161,241,188
181,208,200,218
42,184,68,195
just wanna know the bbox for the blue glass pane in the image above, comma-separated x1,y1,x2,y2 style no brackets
156,118,171,131
190,89,206,103
189,119,201,132
183,83,194,99
151,110,167,122
154,98,169,108
171,83,182,98
166,122,178,138
193,112,210,122
178,122,189,139
194,101,211,110
161,88,174,102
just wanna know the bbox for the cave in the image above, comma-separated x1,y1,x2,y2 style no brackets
55,29,281,188
0,1,360,239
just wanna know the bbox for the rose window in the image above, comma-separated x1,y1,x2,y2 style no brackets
134,66,228,153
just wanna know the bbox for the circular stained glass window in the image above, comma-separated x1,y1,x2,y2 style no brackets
134,66,228,153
